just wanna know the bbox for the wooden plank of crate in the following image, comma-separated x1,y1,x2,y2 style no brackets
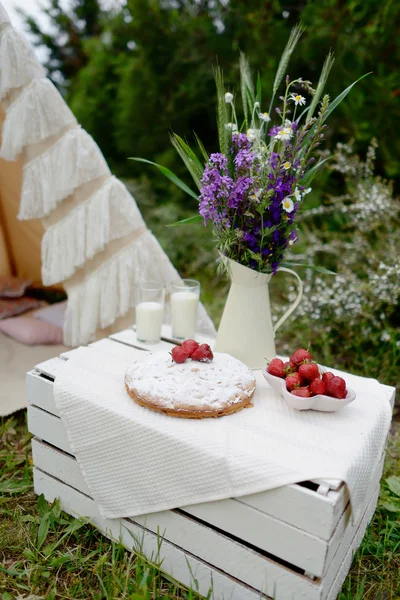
31,439,320,600
322,454,384,576
32,448,382,600
159,324,216,348
28,405,72,454
109,328,173,352
236,482,346,541
28,409,330,576
26,370,60,416
33,468,271,600
324,484,380,600
33,356,66,379
89,338,149,359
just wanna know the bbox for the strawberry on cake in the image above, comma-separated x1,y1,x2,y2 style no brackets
125,341,256,419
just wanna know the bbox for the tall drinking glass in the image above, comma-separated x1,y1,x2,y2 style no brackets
171,279,200,340
135,281,165,344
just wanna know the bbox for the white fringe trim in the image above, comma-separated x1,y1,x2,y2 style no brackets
0,78,76,160
19,127,110,220
0,25,45,101
63,230,216,346
0,5,11,25
41,177,145,286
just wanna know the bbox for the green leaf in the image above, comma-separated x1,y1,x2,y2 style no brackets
37,513,50,550
128,157,198,200
2,592,14,600
193,132,209,163
213,64,229,155
381,501,400,513
170,133,203,190
306,51,335,123
386,476,400,497
281,262,336,275
300,157,332,186
167,215,203,227
321,72,372,124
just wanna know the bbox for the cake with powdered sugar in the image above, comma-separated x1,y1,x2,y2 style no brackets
125,352,256,419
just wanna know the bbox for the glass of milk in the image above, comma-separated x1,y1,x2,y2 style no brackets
135,281,165,343
171,279,200,340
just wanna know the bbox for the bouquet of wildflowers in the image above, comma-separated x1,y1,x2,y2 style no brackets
132,25,367,275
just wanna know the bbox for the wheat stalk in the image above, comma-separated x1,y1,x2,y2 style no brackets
306,51,335,123
269,23,304,114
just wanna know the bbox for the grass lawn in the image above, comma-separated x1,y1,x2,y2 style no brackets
1,412,399,600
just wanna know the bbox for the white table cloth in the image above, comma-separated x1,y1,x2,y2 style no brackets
53,346,392,522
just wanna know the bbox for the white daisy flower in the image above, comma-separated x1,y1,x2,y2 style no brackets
250,188,262,202
246,128,258,141
293,187,302,202
254,101,260,108
282,197,294,212
283,161,291,170
291,94,306,106
275,126,293,141
225,122,238,131
259,112,271,122
303,187,312,195
224,92,234,103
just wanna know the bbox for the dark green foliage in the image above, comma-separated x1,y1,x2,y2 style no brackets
20,0,400,195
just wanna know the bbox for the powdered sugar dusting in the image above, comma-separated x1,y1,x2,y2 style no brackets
125,352,256,411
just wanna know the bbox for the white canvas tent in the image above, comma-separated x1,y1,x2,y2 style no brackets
0,3,215,347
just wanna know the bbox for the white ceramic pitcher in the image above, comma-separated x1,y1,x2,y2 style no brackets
214,258,303,369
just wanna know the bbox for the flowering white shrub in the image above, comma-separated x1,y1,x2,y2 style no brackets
282,140,400,351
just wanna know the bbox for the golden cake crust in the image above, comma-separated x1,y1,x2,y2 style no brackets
124,352,256,419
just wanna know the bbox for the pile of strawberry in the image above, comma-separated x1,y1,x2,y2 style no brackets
171,339,214,364
267,348,347,399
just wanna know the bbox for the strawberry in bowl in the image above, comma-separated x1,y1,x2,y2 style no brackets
263,349,356,412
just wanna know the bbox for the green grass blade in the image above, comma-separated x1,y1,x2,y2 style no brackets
213,64,229,155
306,51,335,123
194,132,209,163
321,72,372,123
167,214,203,227
256,72,262,106
128,157,198,200
170,133,203,190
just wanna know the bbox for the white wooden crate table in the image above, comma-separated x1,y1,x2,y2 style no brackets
27,327,395,600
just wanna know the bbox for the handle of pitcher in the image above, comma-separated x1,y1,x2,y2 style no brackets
273,267,303,335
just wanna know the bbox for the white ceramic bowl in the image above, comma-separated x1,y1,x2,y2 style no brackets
262,369,356,412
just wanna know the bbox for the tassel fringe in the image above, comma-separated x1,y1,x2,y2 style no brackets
0,6,10,25
0,78,76,160
41,177,145,285
0,25,45,101
19,127,110,220
63,230,216,346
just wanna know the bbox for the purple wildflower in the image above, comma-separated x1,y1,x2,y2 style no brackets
234,149,256,171
228,176,253,209
231,133,251,152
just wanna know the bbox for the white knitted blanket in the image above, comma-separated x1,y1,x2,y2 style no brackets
53,346,392,522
